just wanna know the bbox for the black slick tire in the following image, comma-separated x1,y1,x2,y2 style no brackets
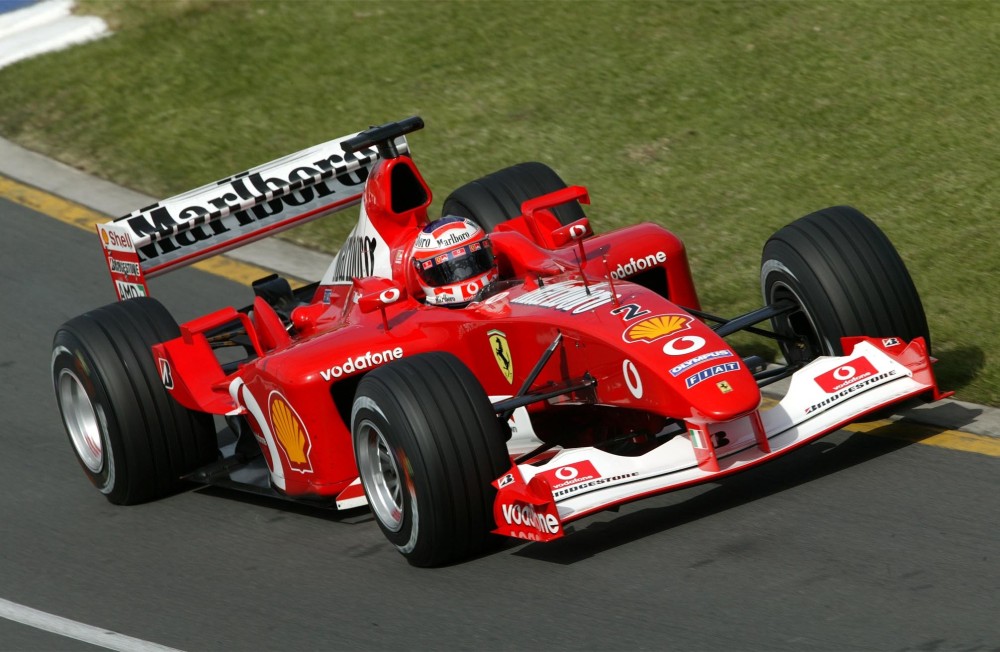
51,297,218,505
760,205,930,366
351,352,509,567
442,161,585,232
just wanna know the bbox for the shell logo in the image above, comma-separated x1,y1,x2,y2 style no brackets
623,314,691,343
101,229,109,245
268,393,313,473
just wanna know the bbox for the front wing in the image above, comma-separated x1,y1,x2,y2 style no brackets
492,336,947,542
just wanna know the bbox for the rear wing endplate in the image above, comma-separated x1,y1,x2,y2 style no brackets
96,131,408,300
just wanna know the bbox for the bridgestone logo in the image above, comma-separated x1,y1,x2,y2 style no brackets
552,472,640,498
109,258,141,277
804,370,898,414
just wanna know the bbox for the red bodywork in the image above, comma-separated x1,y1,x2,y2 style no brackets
149,151,743,499
146,144,945,541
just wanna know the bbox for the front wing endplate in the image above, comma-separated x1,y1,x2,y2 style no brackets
492,336,946,540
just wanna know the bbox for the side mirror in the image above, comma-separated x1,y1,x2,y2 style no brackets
354,277,407,314
520,185,590,219
549,218,593,248
520,186,591,249
353,277,407,331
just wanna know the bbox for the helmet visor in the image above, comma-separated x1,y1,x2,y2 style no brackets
414,240,494,287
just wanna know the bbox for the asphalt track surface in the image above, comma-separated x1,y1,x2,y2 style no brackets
2,197,999,651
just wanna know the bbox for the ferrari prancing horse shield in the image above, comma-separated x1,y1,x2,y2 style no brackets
488,329,513,384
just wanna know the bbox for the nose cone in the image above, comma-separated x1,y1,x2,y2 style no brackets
619,313,762,422
681,361,761,422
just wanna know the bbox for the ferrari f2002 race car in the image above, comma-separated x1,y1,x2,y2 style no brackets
52,117,948,566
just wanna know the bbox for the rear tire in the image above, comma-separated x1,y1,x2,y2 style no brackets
351,352,509,567
760,205,930,366
52,297,218,504
442,161,585,232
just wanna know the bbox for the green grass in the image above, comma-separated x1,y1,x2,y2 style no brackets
1,0,997,405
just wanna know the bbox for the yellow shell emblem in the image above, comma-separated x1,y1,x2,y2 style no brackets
269,394,313,473
624,315,691,343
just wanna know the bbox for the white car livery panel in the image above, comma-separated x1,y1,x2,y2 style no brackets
98,132,409,283
512,341,931,522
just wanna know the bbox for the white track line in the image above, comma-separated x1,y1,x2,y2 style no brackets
0,597,183,652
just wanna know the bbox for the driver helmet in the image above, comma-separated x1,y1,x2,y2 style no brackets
412,216,497,305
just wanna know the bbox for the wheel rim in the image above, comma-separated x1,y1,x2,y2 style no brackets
57,369,103,473
768,281,827,364
356,420,405,532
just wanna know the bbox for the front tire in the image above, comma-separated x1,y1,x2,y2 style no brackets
351,352,509,567
52,297,217,504
760,205,930,366
442,161,585,232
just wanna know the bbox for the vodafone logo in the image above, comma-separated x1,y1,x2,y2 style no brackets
663,335,705,356
379,288,400,304
622,359,643,398
499,502,560,536
833,366,855,381
319,347,404,381
814,356,878,393
539,461,601,490
555,467,578,481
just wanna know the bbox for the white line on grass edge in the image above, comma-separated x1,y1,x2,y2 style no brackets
0,597,182,652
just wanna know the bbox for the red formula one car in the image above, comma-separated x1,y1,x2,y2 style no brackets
52,117,948,566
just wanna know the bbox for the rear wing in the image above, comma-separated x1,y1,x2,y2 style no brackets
96,131,409,300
